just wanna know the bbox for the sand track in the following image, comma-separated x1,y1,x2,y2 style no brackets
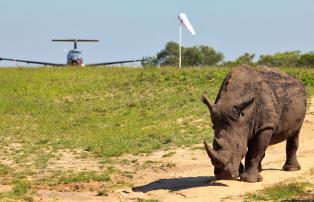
36,98,314,202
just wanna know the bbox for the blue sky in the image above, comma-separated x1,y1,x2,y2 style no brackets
0,0,313,65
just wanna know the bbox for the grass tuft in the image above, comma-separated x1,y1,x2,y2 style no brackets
0,163,10,176
12,179,31,197
244,182,311,201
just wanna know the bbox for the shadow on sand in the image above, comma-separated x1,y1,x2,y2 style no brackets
262,168,282,171
132,176,227,193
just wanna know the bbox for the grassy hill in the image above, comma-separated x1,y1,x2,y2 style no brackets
1,66,314,201
0,66,313,158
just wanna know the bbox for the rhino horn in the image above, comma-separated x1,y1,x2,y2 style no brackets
201,94,215,114
204,139,223,165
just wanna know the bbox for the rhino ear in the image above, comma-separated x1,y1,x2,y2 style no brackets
201,93,215,114
236,97,255,115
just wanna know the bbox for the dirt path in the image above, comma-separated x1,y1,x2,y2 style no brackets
36,98,314,202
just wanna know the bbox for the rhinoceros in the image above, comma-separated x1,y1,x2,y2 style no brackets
202,65,307,183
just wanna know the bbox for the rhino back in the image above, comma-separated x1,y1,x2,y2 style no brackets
257,67,307,143
214,65,307,142
257,67,306,105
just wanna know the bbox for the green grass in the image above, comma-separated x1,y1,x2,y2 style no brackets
0,66,313,159
36,170,111,186
0,179,33,202
0,67,227,158
56,171,110,184
11,179,31,197
244,182,312,201
282,67,314,95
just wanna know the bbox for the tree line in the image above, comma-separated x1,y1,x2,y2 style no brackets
142,41,314,67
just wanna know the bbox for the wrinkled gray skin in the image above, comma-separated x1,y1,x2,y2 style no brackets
202,65,307,183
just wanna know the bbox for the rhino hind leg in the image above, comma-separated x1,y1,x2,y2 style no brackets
283,130,301,171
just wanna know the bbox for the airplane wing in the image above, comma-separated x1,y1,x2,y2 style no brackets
0,57,64,66
85,59,144,66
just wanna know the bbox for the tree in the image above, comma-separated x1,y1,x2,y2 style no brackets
183,46,202,66
235,53,255,65
141,56,157,67
258,51,301,67
156,41,180,66
183,46,224,66
154,41,224,67
224,53,255,66
199,46,224,66
298,52,314,67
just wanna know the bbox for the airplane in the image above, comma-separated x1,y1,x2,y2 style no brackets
0,39,143,67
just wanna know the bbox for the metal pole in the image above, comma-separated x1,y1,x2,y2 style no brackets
179,25,182,68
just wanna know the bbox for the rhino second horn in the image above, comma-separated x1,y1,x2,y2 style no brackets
201,94,215,113
204,140,221,165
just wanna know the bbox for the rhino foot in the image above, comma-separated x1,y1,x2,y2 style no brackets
240,171,263,183
282,163,301,171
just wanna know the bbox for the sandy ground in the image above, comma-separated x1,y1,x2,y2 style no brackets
36,98,314,202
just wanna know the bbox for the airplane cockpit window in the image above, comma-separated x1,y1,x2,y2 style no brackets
68,50,82,57
69,50,82,55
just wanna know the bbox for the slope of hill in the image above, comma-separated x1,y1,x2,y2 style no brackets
0,66,314,201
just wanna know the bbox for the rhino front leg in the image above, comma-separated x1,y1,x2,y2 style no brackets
283,130,301,171
241,130,272,183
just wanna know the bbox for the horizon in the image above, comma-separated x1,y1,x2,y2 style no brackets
0,0,313,66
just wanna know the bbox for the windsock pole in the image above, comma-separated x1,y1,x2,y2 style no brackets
179,25,182,68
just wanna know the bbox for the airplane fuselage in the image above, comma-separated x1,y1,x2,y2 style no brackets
67,49,84,66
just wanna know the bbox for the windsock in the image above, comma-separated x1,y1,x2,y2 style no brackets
178,13,196,35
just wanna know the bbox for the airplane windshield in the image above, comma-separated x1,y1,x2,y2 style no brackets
68,50,82,57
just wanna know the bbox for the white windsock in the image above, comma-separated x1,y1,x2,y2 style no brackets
178,13,196,35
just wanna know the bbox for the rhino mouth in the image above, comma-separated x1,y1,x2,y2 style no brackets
214,166,239,180
204,139,244,180
213,163,242,180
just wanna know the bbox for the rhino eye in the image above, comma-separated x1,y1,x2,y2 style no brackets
231,107,240,119
236,143,240,151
